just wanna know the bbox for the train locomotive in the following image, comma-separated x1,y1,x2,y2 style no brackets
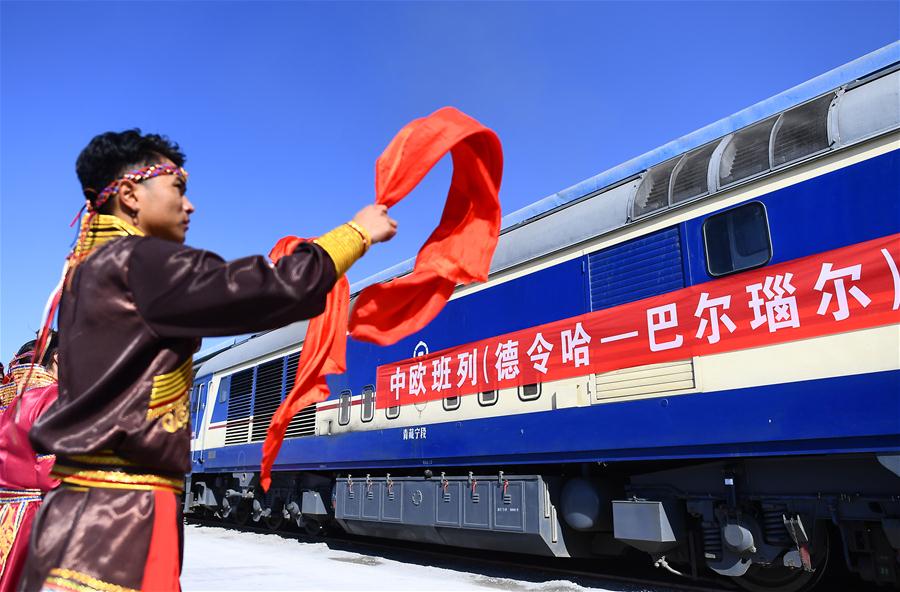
183,44,900,591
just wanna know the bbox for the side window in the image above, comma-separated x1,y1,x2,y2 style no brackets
361,386,375,423
518,383,541,401
386,404,400,420
703,202,772,277
338,390,352,426
478,390,498,407
443,395,460,411
218,379,229,403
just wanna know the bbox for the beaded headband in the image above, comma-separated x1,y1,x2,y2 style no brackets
85,163,188,212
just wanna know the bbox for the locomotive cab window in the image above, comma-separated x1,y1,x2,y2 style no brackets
518,383,541,401
338,390,352,426
703,202,772,277
361,386,375,423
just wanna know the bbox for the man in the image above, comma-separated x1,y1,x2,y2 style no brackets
0,336,60,592
21,130,397,591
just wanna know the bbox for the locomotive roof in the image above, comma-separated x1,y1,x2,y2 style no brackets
197,42,899,378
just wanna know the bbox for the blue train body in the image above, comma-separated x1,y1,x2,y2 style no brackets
185,45,900,591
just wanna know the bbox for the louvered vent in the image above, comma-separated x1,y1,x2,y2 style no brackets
633,158,678,217
772,93,834,167
672,143,717,203
284,351,316,438
224,368,253,446
588,227,685,310
719,117,777,186
595,359,695,402
250,358,284,442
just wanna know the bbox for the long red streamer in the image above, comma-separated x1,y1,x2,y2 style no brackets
260,107,502,490
141,490,181,591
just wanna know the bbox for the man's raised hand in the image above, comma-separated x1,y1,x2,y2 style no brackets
353,204,398,245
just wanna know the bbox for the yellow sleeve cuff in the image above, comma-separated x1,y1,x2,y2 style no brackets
314,223,367,278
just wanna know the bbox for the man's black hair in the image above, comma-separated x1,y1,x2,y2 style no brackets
76,129,186,212
15,330,59,367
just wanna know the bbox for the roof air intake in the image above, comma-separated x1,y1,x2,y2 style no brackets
671,143,717,203
718,117,777,187
772,93,835,167
633,158,678,217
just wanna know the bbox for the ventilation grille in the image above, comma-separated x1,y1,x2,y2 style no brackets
250,358,284,442
672,143,716,203
286,351,300,389
773,93,834,167
285,406,316,438
225,368,253,445
588,227,685,311
719,118,777,186
595,359,695,402
284,351,316,438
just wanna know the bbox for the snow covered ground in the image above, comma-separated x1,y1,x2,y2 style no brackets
181,524,666,592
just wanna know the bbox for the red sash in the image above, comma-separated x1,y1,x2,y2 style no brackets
260,107,503,489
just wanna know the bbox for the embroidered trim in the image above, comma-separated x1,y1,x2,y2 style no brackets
314,223,367,277
66,451,134,467
51,464,184,494
0,499,31,578
3,365,55,402
148,357,191,410
44,568,139,592
0,382,14,407
0,495,41,504
147,357,192,433
9,364,55,385
0,488,42,503
345,221,372,251
72,214,144,261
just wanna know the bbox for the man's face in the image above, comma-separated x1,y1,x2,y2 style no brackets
132,158,195,243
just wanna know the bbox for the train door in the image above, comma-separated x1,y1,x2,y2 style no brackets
191,375,212,464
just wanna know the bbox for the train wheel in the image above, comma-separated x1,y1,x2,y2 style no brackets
232,501,250,526
733,527,829,592
264,512,285,531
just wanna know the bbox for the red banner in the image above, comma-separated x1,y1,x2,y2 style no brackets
375,234,900,408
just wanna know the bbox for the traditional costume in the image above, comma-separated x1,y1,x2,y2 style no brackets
0,364,58,592
21,164,368,592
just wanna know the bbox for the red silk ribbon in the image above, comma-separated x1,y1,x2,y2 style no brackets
260,107,502,490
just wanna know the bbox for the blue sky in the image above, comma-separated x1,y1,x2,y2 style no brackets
1,1,897,361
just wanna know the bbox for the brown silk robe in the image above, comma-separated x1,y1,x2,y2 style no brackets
21,229,338,592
